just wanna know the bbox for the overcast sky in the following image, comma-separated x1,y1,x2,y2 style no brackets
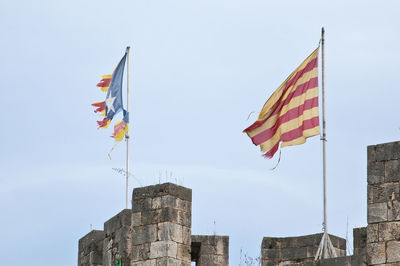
1,0,400,265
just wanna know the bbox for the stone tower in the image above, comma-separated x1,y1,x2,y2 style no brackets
78,182,229,266
260,141,400,265
367,141,400,265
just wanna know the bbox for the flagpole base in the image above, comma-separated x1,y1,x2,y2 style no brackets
315,232,337,260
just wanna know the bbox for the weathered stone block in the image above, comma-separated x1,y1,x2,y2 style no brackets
132,186,154,200
367,185,376,204
155,257,182,266
131,243,151,262
191,235,229,266
176,243,190,262
132,225,157,245
262,237,281,249
275,236,299,249
367,242,386,265
374,141,400,162
177,209,191,227
388,200,400,221
132,183,192,202
379,221,400,241
156,195,191,212
104,209,132,236
131,259,156,266
162,195,179,209
197,254,226,266
368,202,388,223
80,255,89,265
335,248,346,257
78,230,105,254
141,209,162,225
368,145,377,163
141,208,190,226
318,255,351,266
114,226,132,244
261,248,281,260
387,183,400,201
369,184,386,203
387,241,400,263
89,250,102,264
350,254,367,266
103,247,112,266
170,208,191,227
368,185,375,204
281,246,308,260
293,234,319,248
367,224,379,243
353,227,367,252
215,237,228,255
307,246,320,258
386,160,400,183
182,226,191,245
78,230,105,266
149,240,177,259
368,161,385,184
157,222,183,243
103,229,133,265
152,197,162,209
199,243,216,255
105,237,113,250
133,198,152,213
132,212,142,227
191,235,228,249
159,183,192,202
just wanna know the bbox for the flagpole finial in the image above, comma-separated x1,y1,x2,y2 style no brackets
321,27,325,35
126,46,131,52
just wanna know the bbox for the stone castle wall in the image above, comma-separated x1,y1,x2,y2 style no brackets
261,233,346,266
367,142,400,265
129,183,192,265
191,235,229,265
78,141,400,266
78,183,229,266
78,230,105,266
261,228,367,266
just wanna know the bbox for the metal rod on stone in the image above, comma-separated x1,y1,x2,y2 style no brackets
125,46,131,209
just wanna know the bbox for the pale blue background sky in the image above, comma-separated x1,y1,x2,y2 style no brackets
1,0,400,265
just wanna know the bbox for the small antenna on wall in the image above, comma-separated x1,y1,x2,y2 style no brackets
213,220,216,235
112,168,143,186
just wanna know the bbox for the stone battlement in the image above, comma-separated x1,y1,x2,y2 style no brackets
78,141,400,265
261,233,346,265
78,183,229,266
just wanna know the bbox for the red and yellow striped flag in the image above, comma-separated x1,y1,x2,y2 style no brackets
243,48,320,158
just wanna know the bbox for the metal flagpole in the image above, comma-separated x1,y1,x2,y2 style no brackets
315,27,337,260
321,26,327,249
125,46,131,209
